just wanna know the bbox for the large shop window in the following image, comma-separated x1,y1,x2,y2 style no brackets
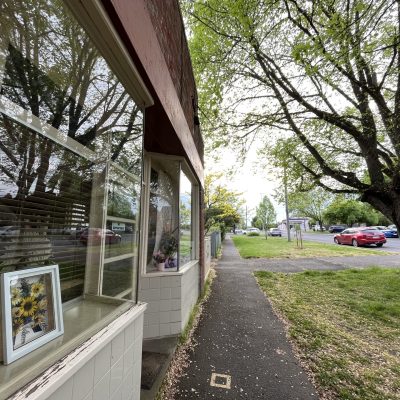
0,0,143,385
146,157,196,273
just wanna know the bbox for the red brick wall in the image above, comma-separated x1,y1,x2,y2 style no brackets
145,0,203,163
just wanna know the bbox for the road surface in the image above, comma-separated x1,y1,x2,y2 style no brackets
282,231,400,253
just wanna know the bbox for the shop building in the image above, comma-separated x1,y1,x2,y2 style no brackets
0,0,204,399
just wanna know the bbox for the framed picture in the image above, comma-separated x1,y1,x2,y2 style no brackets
1,265,64,364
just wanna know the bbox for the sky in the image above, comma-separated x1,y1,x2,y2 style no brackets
205,143,286,227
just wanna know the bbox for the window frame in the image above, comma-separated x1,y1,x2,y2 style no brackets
140,152,199,276
0,0,152,394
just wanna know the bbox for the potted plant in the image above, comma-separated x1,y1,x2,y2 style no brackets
153,250,167,271
159,232,178,269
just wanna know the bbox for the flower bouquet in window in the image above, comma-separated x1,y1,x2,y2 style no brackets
153,250,166,263
11,276,50,349
159,232,178,269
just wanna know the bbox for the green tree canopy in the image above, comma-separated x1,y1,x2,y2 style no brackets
254,195,276,232
183,0,400,230
205,173,244,236
275,187,333,229
323,197,391,227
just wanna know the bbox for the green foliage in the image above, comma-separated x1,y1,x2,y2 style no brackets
323,197,389,226
183,0,400,227
205,173,244,235
254,195,276,230
246,231,259,236
275,187,332,228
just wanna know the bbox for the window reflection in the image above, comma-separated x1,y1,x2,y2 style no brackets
0,114,93,302
179,171,193,266
0,1,142,161
102,258,134,298
0,0,143,302
147,160,180,272
146,159,195,273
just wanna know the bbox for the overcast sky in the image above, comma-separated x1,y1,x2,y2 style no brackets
205,143,286,226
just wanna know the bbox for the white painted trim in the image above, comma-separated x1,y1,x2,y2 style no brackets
103,252,136,264
139,154,151,275
106,216,136,224
141,259,199,277
0,97,96,161
110,161,141,183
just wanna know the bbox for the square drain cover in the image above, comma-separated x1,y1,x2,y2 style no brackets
210,373,231,389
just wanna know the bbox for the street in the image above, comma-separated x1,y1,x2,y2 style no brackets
282,231,400,253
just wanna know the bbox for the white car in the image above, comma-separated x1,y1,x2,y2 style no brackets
234,229,245,235
246,227,260,234
267,228,282,237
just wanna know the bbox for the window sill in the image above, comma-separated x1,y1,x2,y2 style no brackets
0,296,140,400
142,259,199,277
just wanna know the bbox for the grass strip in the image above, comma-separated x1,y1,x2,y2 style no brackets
255,267,400,400
232,235,391,258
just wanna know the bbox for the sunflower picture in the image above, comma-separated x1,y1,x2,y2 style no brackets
9,273,54,350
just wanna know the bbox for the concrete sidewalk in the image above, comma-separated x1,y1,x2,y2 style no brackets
173,238,320,399
172,237,400,399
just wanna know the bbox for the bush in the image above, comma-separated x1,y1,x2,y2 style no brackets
247,232,260,236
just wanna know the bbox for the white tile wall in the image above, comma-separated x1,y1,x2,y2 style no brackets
139,262,200,339
42,305,145,400
49,378,73,400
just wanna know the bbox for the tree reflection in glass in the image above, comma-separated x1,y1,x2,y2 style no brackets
147,161,180,272
0,0,143,301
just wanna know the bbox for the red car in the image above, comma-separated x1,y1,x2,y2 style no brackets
334,228,386,247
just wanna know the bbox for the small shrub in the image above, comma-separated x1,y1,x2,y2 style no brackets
247,232,260,236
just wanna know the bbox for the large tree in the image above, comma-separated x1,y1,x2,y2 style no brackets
204,173,243,236
184,0,400,230
254,195,277,234
323,197,391,226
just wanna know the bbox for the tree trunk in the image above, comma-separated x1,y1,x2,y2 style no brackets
362,190,400,232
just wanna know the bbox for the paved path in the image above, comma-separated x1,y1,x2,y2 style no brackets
174,237,400,399
174,239,319,399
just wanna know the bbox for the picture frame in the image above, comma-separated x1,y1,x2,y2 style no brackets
1,265,64,365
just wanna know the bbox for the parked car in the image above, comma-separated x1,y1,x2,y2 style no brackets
333,228,386,247
328,225,346,233
234,229,245,235
245,227,260,236
267,228,282,237
246,227,260,234
367,226,398,238
80,228,121,245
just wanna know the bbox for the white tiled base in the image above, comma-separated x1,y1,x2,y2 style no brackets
10,304,146,400
139,262,200,339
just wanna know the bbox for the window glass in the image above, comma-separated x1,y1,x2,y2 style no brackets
0,115,93,302
0,0,143,304
0,0,142,157
147,160,180,273
179,170,193,266
102,258,135,298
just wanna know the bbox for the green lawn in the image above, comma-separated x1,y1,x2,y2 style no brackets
232,235,389,258
255,268,400,400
